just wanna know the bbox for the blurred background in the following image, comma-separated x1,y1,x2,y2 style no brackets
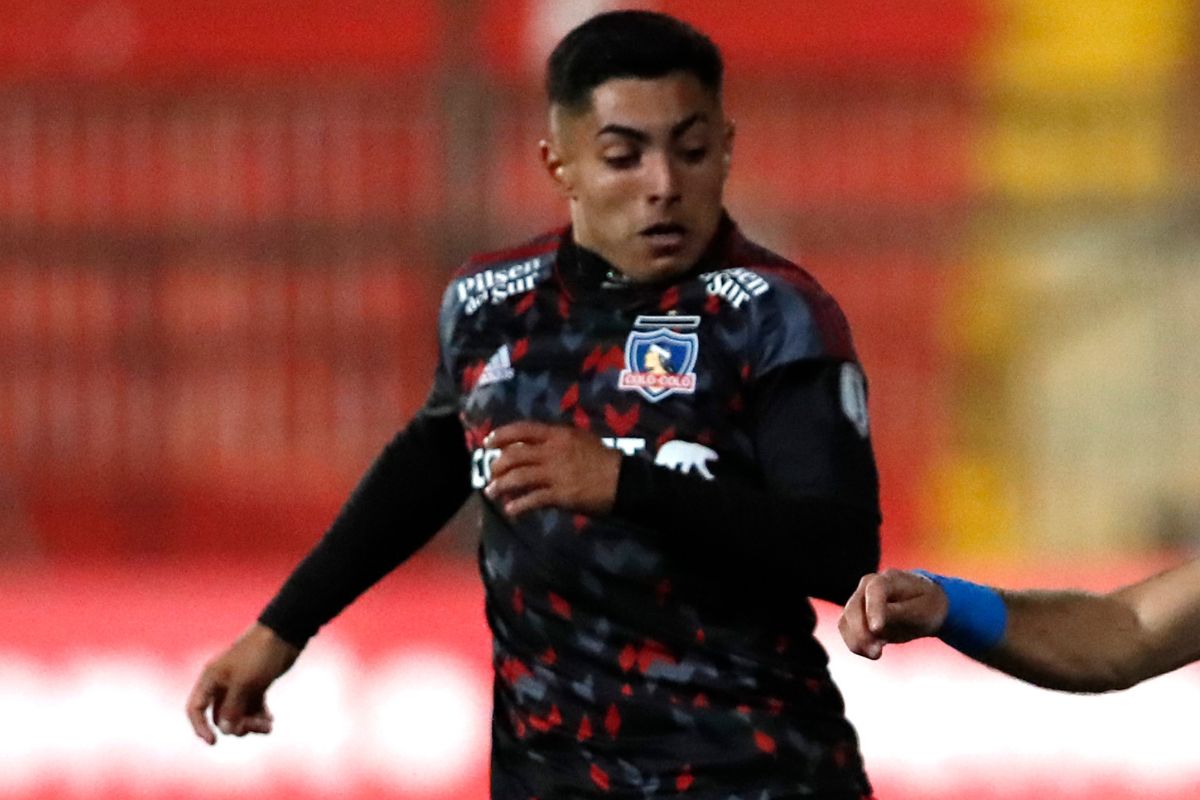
1,1,1198,798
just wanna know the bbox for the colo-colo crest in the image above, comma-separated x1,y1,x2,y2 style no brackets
618,315,700,403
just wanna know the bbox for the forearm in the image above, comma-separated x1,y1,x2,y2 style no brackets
939,561,1200,692
612,456,880,604
259,411,471,647
1108,559,1200,682
979,589,1148,693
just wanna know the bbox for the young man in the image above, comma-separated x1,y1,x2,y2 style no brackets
187,11,881,798
839,560,1200,693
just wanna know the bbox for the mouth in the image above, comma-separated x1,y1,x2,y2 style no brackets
639,222,688,252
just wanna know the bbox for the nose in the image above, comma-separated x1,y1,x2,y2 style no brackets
645,152,681,206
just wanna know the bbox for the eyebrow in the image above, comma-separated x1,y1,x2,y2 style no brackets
596,112,709,143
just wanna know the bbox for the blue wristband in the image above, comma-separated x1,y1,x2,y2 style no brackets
913,570,1008,656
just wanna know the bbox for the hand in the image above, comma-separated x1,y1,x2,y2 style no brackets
484,421,622,517
838,569,949,660
186,623,301,745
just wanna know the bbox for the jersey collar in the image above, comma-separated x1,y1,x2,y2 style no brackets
554,213,738,307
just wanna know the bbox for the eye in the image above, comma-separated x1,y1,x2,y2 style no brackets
603,152,640,170
680,146,708,164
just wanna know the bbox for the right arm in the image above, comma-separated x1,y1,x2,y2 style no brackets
187,279,473,744
186,401,471,743
839,560,1200,693
256,409,471,647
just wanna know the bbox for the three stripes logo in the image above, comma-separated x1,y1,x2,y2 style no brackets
477,345,515,387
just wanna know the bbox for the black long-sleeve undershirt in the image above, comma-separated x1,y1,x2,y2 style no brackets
259,361,879,648
615,361,880,606
257,409,471,648
615,457,879,605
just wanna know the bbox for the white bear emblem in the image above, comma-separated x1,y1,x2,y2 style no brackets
654,440,719,480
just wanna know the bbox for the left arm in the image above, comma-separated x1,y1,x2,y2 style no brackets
485,361,881,604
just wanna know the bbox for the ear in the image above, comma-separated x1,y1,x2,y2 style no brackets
539,139,573,198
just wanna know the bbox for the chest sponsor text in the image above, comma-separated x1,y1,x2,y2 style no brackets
470,437,718,488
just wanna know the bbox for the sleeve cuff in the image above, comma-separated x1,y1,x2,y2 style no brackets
612,454,656,519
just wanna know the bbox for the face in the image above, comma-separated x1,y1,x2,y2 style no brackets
644,348,666,374
541,72,734,283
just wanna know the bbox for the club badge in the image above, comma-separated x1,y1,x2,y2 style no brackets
618,315,700,403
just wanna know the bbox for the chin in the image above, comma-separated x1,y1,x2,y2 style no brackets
648,249,701,278
621,257,689,284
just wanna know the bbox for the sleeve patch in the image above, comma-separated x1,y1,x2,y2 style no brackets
839,363,870,438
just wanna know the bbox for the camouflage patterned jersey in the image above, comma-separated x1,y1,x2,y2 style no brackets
262,215,881,799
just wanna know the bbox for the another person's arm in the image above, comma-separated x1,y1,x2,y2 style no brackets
838,560,1200,692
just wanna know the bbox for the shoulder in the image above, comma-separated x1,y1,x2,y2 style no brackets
438,228,563,323
708,230,858,366
453,228,564,280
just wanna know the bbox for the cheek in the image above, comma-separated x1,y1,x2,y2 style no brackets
577,171,642,217
685,163,728,198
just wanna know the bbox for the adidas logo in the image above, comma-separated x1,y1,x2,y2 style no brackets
477,345,515,387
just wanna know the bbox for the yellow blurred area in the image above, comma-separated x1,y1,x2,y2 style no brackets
978,101,1172,200
924,451,1020,559
976,0,1192,200
933,0,1200,560
984,0,1192,94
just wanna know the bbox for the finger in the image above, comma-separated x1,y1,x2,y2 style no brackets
867,574,943,642
185,674,218,745
489,442,544,480
837,578,869,638
234,694,274,735
838,582,883,659
837,595,863,650
885,594,944,638
244,718,274,735
217,685,253,736
486,422,553,450
231,694,274,736
864,574,895,634
838,619,882,659
486,466,549,502
504,488,557,517
236,713,274,736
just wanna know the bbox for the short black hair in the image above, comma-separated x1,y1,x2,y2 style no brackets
546,10,723,112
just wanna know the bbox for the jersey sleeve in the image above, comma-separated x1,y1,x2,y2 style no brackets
257,282,471,648
750,270,860,377
424,278,465,419
752,358,878,514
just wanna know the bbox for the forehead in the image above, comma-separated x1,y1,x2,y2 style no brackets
554,73,721,140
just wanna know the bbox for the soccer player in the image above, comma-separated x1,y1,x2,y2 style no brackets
187,11,882,798
838,560,1200,692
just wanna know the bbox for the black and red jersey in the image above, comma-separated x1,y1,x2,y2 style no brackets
262,215,881,799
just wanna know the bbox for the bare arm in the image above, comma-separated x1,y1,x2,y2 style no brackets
186,623,300,744
1102,559,1200,684
839,559,1200,693
984,587,1148,692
